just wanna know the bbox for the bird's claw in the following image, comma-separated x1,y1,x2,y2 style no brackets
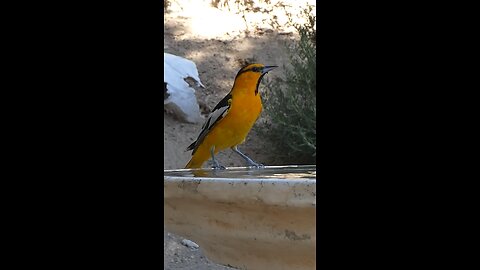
212,165,226,170
247,163,264,169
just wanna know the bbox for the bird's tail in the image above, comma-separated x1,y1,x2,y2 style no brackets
185,148,210,169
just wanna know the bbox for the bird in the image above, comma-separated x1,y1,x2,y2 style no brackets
185,63,277,169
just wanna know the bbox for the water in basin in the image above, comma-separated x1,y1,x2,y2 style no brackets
164,165,316,179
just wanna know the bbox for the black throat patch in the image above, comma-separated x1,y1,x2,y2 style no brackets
255,73,267,95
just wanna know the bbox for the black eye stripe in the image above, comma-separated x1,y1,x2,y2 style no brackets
236,66,262,77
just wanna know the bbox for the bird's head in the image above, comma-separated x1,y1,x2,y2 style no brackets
233,63,278,95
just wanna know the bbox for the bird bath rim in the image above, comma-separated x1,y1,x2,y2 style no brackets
164,165,316,270
164,165,316,181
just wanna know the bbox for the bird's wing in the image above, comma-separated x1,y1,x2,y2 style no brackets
187,93,232,154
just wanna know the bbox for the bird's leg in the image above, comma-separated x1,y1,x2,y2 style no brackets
210,146,226,170
231,146,264,168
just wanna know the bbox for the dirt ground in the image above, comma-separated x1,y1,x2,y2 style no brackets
164,1,315,269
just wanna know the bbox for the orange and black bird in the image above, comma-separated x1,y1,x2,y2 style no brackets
185,63,277,169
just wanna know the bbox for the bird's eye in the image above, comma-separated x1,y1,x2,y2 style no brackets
252,67,261,72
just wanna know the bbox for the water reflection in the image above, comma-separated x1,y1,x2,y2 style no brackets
164,165,316,179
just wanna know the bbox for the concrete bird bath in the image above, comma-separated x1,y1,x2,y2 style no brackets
164,165,316,270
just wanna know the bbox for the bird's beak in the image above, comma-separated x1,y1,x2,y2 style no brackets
262,65,278,74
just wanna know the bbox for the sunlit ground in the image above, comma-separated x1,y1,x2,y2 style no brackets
165,0,316,40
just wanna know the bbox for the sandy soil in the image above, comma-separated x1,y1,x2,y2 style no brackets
164,1,315,269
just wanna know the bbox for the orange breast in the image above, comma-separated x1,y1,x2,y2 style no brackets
203,93,262,151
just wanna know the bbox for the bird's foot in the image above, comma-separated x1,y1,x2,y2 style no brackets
247,162,264,169
212,165,226,170
211,159,226,170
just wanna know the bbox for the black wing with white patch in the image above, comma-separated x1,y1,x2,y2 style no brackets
186,93,232,154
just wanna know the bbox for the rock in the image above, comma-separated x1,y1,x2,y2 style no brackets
181,239,199,249
164,82,170,100
164,53,205,123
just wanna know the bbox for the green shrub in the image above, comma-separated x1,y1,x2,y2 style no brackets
260,9,316,164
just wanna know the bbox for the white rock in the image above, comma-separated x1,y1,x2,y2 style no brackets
181,239,199,249
164,53,204,123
